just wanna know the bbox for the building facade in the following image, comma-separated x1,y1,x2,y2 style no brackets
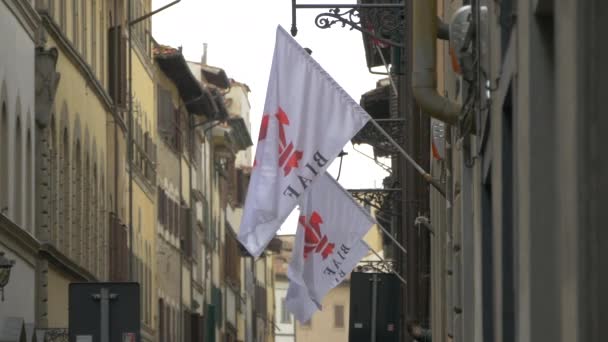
427,1,608,342
352,0,608,342
1,1,271,342
0,1,39,337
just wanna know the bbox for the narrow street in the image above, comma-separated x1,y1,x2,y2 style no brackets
1,1,607,342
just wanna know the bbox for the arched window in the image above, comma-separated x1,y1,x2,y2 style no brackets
0,103,8,214
48,0,54,18
14,117,23,227
26,129,33,233
72,0,79,50
50,120,58,245
100,174,106,279
83,154,90,269
60,0,66,30
72,141,82,262
61,128,70,254
92,163,98,276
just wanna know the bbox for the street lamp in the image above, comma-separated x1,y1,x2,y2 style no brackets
0,251,16,301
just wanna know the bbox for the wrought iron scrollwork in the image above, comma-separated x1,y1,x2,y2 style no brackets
355,259,397,274
348,188,401,218
313,7,405,47
39,328,69,342
291,2,405,48
352,118,406,158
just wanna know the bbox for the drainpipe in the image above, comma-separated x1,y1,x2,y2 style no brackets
413,0,460,125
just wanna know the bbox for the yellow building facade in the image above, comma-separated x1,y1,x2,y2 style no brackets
35,0,111,330
33,1,159,339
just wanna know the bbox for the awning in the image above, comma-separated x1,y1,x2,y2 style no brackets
360,83,391,120
201,65,230,89
226,117,253,152
154,46,218,118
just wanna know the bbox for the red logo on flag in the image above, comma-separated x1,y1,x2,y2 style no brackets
299,211,335,260
257,107,303,176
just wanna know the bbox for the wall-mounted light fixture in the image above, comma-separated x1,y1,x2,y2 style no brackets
0,251,16,301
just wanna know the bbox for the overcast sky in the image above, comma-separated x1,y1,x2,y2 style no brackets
152,0,390,233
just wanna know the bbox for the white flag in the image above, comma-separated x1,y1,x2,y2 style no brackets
286,173,374,322
284,282,318,324
238,25,371,257
286,239,370,323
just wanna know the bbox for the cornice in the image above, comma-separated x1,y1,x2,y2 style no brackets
39,14,118,119
0,214,40,264
3,0,40,42
39,242,97,282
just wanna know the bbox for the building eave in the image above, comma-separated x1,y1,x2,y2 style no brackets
226,117,253,152
154,47,217,117
202,65,230,89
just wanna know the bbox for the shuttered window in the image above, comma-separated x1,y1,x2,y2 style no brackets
108,26,127,108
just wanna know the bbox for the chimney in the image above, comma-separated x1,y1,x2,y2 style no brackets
201,43,208,65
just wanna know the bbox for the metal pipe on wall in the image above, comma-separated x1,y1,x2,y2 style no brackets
412,0,461,125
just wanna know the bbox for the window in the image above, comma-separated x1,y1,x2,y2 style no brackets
50,121,58,245
108,25,126,107
158,299,165,342
334,305,344,328
280,298,291,324
49,0,55,19
81,0,87,61
61,128,70,253
26,130,32,232
0,103,8,214
60,0,66,31
14,118,23,226
83,155,90,269
130,0,150,56
72,0,79,50
92,164,98,275
91,0,97,74
72,141,82,262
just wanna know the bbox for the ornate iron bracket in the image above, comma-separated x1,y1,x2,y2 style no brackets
355,259,397,274
291,1,405,48
348,188,402,218
352,118,406,158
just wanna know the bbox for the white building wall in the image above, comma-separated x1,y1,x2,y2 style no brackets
274,280,295,341
0,248,36,324
0,0,37,327
0,1,36,232
225,85,252,168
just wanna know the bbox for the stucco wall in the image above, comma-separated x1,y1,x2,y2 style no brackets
295,285,350,342
46,266,72,328
0,1,36,232
0,246,36,324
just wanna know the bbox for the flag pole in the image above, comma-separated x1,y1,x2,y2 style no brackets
375,45,398,97
367,118,446,197
367,247,407,286
376,222,407,256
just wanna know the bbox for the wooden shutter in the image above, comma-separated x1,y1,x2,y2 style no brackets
108,26,126,107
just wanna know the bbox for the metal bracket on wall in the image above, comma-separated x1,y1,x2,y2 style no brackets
352,118,406,158
348,188,402,219
355,259,397,274
290,1,405,48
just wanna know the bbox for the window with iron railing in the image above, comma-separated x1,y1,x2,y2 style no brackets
157,86,187,154
130,0,151,58
157,188,181,240
132,111,156,186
